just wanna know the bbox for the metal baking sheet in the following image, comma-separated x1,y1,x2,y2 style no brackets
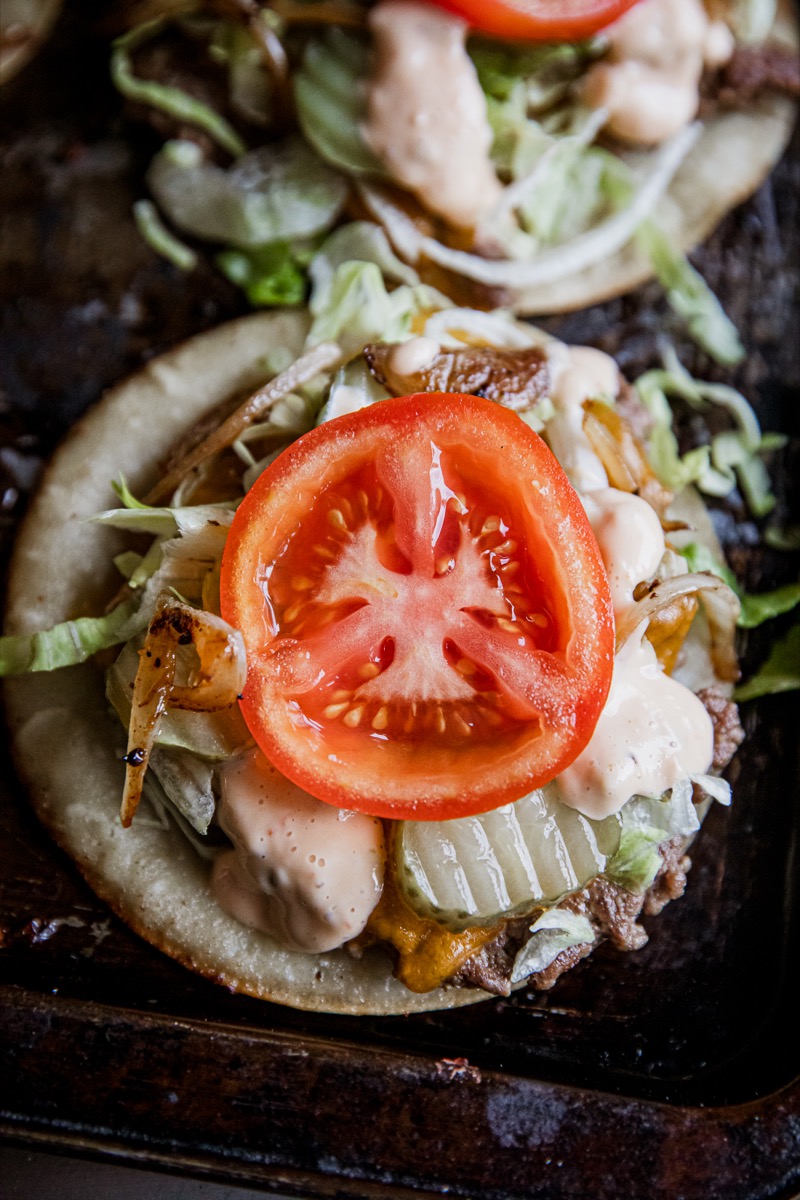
2,7,799,1198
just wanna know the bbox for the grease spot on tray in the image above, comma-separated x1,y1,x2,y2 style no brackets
486,1083,568,1149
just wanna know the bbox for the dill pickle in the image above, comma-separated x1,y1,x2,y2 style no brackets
395,785,621,932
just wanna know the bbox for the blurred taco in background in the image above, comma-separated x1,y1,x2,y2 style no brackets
112,0,798,360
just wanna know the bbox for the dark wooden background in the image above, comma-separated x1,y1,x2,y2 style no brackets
1,6,799,1198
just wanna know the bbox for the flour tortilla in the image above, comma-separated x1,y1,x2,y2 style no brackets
2,310,487,1015
413,3,799,315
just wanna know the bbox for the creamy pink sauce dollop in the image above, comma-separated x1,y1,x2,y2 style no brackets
583,0,735,145
363,0,502,228
212,750,384,952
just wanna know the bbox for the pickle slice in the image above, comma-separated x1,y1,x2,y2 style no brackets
396,784,621,932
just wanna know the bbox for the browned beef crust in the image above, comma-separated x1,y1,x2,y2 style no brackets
698,686,745,771
716,42,800,106
453,838,690,996
363,343,550,412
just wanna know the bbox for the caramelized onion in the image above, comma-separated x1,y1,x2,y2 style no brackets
145,340,341,505
121,593,246,827
582,398,673,516
616,573,740,683
363,342,549,411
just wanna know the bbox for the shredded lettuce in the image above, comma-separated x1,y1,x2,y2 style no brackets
605,828,665,894
217,241,312,307
638,222,745,366
113,476,151,510
111,22,246,159
147,138,348,249
734,622,800,701
605,781,701,893
681,542,800,629
0,599,142,677
510,909,595,984
471,39,599,108
133,199,197,271
317,358,391,424
306,259,448,356
91,502,235,537
311,222,421,292
635,349,779,514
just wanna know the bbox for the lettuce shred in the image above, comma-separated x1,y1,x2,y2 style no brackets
638,222,745,366
734,623,800,701
636,348,779,515
510,909,595,983
306,259,448,356
605,783,701,893
111,22,246,159
0,600,141,677
681,542,800,629
134,199,198,271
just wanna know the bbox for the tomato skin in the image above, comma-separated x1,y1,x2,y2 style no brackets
220,393,614,822
426,0,641,41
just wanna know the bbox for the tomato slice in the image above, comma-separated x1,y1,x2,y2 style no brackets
426,0,641,41
220,394,614,821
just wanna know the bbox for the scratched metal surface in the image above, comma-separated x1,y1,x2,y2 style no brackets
1,6,799,1199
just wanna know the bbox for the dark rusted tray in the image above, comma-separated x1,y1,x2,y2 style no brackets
1,8,799,1198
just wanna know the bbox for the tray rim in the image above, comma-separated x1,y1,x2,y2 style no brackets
2,981,800,1200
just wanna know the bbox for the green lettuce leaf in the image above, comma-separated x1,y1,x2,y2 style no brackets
90,502,235,537
510,909,595,983
635,350,779,514
307,259,448,356
681,542,800,629
0,599,141,677
133,199,197,271
111,23,246,159
637,221,745,366
734,623,800,701
217,241,311,307
605,783,701,893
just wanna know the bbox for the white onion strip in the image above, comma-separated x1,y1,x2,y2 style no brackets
363,123,701,290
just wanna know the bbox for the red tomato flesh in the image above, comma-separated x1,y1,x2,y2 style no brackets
427,0,641,41
220,393,614,821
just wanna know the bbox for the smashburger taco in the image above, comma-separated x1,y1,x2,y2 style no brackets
115,0,797,351
2,270,749,1014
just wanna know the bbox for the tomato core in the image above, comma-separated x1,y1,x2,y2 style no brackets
220,394,614,821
